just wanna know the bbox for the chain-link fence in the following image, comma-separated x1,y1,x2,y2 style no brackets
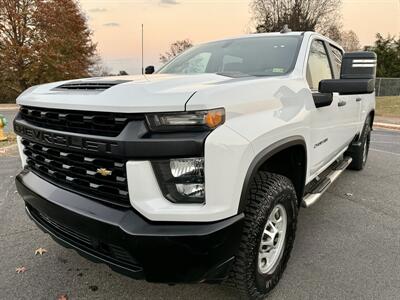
375,78,400,97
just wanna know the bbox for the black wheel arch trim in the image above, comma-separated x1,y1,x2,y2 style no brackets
352,110,375,145
368,109,375,129
238,136,307,213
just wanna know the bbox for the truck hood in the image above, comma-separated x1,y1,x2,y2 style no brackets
16,74,237,113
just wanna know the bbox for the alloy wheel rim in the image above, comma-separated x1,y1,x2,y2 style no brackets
258,204,287,275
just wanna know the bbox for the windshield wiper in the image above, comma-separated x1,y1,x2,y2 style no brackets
215,71,252,78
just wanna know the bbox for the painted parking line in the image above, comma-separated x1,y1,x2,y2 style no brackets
370,141,400,145
370,148,400,157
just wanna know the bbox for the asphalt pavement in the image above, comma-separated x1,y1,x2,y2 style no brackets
1,128,400,299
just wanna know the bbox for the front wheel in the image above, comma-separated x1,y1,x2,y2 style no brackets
228,171,298,299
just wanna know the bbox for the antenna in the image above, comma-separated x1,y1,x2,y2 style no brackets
141,24,144,75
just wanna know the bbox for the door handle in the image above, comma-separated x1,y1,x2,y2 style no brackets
356,97,362,102
338,100,347,107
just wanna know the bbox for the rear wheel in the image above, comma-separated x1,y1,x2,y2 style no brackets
348,117,371,171
228,171,298,299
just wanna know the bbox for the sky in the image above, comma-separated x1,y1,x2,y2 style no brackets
79,0,400,74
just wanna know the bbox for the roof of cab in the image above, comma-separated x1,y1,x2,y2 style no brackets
206,31,305,44
186,31,344,53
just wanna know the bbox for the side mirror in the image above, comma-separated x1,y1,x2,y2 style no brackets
319,79,375,95
319,51,377,95
145,66,155,74
341,51,376,80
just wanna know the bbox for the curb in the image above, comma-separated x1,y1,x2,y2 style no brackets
373,122,400,131
0,105,18,111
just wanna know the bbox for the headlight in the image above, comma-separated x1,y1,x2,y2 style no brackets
152,158,205,204
146,108,225,132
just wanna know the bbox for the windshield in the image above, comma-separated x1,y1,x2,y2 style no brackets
158,36,302,77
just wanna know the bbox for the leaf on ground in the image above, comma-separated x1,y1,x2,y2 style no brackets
57,294,68,300
15,266,27,274
35,247,47,256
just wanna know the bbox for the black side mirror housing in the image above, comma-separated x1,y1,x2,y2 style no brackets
319,51,377,95
145,66,155,74
340,51,376,80
319,78,375,95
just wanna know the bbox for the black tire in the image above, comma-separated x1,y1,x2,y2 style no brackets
348,117,371,171
228,171,298,300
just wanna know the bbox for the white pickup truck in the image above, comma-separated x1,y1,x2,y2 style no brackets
14,30,376,299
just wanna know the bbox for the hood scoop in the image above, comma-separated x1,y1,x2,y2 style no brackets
55,80,131,91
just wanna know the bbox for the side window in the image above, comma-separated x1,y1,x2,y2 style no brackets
306,40,333,90
329,45,343,78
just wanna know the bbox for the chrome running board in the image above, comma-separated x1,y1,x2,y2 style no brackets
302,157,352,208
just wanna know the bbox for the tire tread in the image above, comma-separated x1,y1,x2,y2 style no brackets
227,171,298,300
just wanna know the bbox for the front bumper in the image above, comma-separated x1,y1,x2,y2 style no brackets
16,170,244,283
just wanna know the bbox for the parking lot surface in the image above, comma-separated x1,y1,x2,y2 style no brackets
1,128,399,299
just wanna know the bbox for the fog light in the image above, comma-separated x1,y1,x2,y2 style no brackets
152,158,205,204
176,183,205,198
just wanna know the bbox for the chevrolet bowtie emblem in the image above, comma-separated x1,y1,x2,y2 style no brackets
96,168,112,176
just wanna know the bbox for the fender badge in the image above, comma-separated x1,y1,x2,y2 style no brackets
97,168,112,176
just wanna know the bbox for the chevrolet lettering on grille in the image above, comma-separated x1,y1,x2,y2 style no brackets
14,123,119,155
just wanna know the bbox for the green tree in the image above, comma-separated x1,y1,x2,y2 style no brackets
0,0,96,102
370,34,400,78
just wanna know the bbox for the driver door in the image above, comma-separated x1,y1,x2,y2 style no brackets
307,39,343,175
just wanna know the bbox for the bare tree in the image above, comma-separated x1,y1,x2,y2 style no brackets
160,39,193,64
324,24,343,42
324,25,361,52
89,56,111,77
250,0,342,33
340,30,361,52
